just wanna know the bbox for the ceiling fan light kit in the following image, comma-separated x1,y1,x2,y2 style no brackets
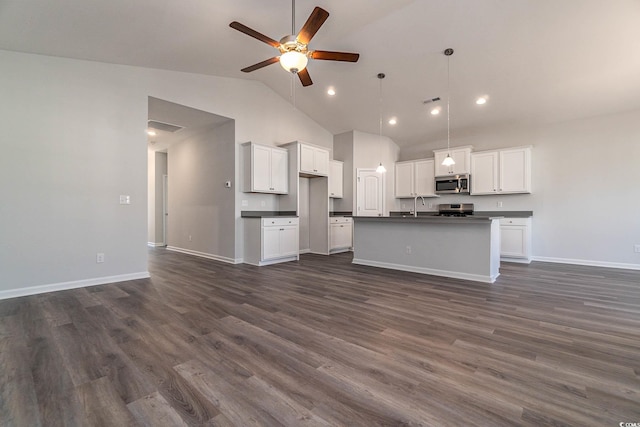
229,1,359,86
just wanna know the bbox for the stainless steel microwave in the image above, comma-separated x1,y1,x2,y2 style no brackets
435,174,470,194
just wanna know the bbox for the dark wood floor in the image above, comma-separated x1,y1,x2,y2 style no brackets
1,249,640,426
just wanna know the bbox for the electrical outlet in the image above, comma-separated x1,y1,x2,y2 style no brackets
634,244,640,253
406,246,412,254
242,200,248,207
261,201,266,207
497,201,503,208
96,253,105,263
119,195,131,205
428,202,434,209
401,203,406,209
188,235,192,241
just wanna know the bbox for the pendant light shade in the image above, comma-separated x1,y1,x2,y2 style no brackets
442,155,455,167
376,72,387,173
442,48,456,167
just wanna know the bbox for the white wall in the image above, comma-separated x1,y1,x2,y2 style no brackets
0,49,332,297
399,109,640,268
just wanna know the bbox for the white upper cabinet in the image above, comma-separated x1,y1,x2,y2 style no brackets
242,142,289,194
300,143,329,176
499,147,531,193
471,146,531,195
433,146,472,176
395,159,436,198
329,160,344,198
470,151,499,194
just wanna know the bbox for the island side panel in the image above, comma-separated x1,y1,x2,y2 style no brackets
352,218,499,283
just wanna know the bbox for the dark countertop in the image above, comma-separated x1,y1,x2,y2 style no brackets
241,211,297,218
330,211,353,217
354,215,501,224
389,211,533,218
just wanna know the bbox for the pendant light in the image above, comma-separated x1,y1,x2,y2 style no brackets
442,48,455,167
375,72,387,173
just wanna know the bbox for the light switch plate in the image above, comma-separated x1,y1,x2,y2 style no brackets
119,195,131,205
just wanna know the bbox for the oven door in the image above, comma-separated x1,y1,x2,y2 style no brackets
435,177,461,194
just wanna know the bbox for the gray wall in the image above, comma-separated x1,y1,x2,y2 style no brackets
398,109,640,268
0,49,332,298
168,120,235,261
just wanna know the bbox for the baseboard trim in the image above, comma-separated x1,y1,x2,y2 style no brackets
531,256,640,271
0,272,151,301
352,258,498,284
147,242,166,247
166,246,241,264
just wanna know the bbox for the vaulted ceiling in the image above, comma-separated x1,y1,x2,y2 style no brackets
1,0,639,147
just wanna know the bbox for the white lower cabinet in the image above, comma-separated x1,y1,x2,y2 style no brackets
330,217,352,253
244,217,299,266
500,217,532,263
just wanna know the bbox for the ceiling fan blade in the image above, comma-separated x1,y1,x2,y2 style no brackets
230,21,280,48
298,68,313,87
241,57,280,73
297,7,329,45
310,50,360,62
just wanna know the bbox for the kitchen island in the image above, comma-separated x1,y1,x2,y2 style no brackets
352,215,501,283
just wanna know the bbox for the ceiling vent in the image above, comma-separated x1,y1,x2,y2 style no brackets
147,120,184,133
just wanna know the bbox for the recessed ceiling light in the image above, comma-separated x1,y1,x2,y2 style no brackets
147,130,157,136
388,118,397,125
476,97,487,105
327,88,336,96
430,107,441,115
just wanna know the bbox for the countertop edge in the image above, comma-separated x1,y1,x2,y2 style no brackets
241,211,298,218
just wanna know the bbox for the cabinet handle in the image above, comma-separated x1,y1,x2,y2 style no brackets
280,228,284,231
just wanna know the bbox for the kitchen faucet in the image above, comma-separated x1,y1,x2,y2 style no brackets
413,195,425,217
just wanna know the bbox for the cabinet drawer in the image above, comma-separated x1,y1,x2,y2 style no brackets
262,217,299,227
499,217,529,226
330,217,352,224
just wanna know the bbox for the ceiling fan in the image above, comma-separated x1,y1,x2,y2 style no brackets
229,1,360,87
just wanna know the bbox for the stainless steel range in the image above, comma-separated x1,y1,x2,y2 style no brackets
438,203,474,217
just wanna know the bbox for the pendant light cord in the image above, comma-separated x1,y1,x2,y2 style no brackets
447,52,451,153
379,76,383,140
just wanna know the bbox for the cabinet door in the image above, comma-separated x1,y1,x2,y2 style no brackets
299,144,316,173
433,151,451,176
471,151,498,195
500,225,527,258
279,226,299,257
270,149,289,193
499,147,531,193
395,162,414,198
262,227,281,260
329,160,343,198
252,144,272,192
330,223,352,249
450,148,471,174
414,159,435,196
314,148,330,175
